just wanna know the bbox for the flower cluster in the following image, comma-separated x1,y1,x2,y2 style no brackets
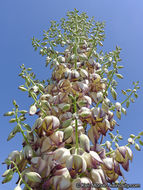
2,9,142,190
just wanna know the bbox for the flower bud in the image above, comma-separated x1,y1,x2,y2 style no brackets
41,116,60,133
23,145,33,160
53,148,71,164
64,126,73,141
79,134,90,152
50,131,64,145
83,151,103,168
25,172,42,183
90,169,105,184
66,154,87,176
115,102,121,112
29,104,37,115
79,69,88,78
72,177,92,190
14,185,22,190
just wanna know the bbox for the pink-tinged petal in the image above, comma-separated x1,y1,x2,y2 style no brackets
98,168,107,184
90,151,103,163
79,134,90,153
50,131,63,145
53,148,71,164
66,155,73,171
122,159,129,171
103,158,113,170
126,146,133,161
118,146,127,159
114,160,122,176
90,169,103,183
41,137,52,153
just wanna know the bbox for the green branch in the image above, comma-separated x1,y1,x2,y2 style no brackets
11,161,32,190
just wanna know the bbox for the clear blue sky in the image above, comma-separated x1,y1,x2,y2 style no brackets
0,0,143,189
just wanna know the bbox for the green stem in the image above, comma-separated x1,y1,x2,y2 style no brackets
30,91,47,117
15,109,29,145
88,39,96,59
73,97,79,149
106,150,115,156
96,69,115,107
121,90,134,105
11,161,32,190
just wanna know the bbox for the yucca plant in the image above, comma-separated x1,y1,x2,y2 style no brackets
2,9,143,190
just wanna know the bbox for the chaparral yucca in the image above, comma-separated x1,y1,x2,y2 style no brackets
2,9,143,190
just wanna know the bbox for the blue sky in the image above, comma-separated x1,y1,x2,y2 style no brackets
0,0,143,189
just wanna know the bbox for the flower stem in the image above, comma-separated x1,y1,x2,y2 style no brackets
96,69,115,107
15,108,29,145
11,161,32,190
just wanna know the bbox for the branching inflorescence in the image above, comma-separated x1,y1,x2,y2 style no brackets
2,9,143,190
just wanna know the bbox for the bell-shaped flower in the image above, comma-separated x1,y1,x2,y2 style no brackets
71,69,80,81
50,131,64,146
42,168,71,190
83,151,103,169
79,134,90,152
78,107,92,123
77,95,92,108
53,147,71,165
58,103,71,112
31,157,51,178
79,68,88,79
90,91,103,104
72,81,89,96
40,94,53,104
90,168,106,184
96,118,111,136
72,177,93,190
40,115,60,136
59,112,73,121
41,137,52,153
53,92,69,104
23,145,33,160
88,126,100,144
114,146,133,171
102,157,122,183
66,154,87,177
58,79,71,92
